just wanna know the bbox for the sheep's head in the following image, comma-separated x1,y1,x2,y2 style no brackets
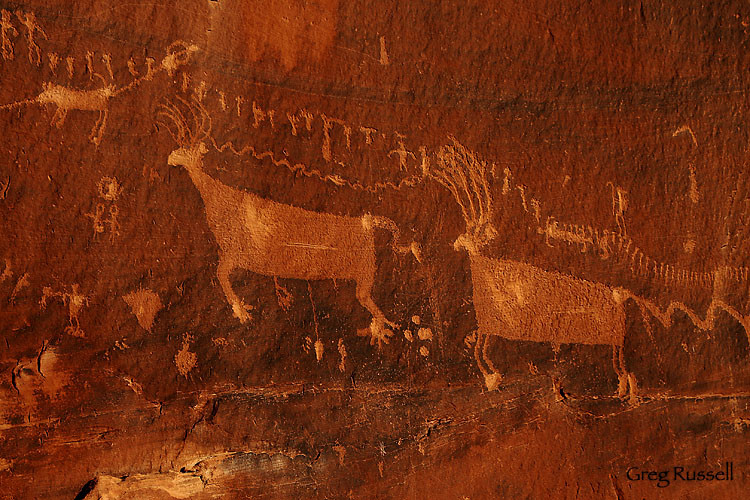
158,96,211,168
453,223,498,255
431,137,497,256
167,142,207,167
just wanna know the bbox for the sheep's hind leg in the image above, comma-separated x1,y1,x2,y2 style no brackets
612,345,628,398
217,258,252,324
355,278,395,348
613,344,635,399
618,344,639,404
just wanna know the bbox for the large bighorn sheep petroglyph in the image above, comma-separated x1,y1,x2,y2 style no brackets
158,97,421,347
431,138,634,396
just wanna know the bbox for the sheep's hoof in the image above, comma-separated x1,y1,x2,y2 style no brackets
232,302,253,324
616,373,640,405
484,372,502,391
358,319,393,349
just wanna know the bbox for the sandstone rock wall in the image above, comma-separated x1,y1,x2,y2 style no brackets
1,1,749,498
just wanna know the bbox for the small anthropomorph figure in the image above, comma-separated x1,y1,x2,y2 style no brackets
0,10,17,61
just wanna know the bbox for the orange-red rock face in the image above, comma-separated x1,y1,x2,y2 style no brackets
1,1,749,498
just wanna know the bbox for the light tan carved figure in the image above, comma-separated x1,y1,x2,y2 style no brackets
0,10,17,61
36,80,114,146
40,284,88,337
14,10,46,66
0,41,198,146
158,97,421,346
432,138,634,396
123,288,163,332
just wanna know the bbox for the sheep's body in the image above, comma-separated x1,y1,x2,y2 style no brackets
465,251,631,394
469,254,625,345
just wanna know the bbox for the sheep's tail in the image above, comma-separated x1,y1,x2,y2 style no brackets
364,215,422,263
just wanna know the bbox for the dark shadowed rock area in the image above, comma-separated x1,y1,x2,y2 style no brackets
1,1,749,498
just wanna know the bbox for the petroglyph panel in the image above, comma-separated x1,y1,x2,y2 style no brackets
1,1,750,499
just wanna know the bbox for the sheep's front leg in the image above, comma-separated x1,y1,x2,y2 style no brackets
217,258,252,323
481,333,501,391
51,106,68,128
472,330,501,391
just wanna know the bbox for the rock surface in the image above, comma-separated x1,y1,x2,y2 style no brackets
1,1,749,498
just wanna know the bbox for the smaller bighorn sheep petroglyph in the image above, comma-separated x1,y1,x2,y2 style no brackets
36,80,114,146
0,41,198,146
432,138,634,396
443,139,750,399
158,97,421,347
